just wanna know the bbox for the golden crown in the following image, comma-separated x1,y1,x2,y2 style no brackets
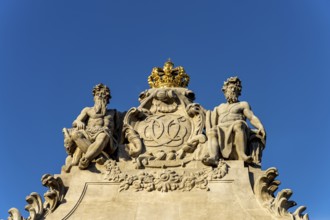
148,59,190,88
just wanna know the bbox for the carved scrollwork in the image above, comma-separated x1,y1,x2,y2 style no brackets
8,193,44,220
123,107,147,158
123,124,143,158
8,208,23,220
41,174,66,213
254,167,309,220
25,192,44,220
7,174,66,220
182,103,206,153
123,88,207,168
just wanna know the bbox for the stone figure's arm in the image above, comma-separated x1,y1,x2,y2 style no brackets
205,106,220,133
205,110,212,132
205,109,218,132
103,114,112,132
210,107,219,128
242,102,266,138
72,107,89,130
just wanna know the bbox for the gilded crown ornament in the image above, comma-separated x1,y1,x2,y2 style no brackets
148,59,190,88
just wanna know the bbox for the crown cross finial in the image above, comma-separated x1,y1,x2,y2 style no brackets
148,60,190,88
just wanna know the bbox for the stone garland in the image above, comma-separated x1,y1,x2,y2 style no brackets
103,159,229,192
254,167,309,220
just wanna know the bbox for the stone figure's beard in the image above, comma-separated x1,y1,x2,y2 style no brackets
226,92,238,104
94,98,107,115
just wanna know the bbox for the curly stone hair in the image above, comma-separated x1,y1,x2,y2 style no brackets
92,83,111,104
221,76,242,96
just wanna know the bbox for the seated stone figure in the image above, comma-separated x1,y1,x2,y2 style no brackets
203,77,266,166
62,83,120,172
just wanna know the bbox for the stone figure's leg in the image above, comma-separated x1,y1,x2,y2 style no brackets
255,143,261,165
233,123,252,162
124,128,143,158
62,156,73,173
72,147,83,166
79,133,110,169
202,129,220,166
251,141,262,165
71,130,91,153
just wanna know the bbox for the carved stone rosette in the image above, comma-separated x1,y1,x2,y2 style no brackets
123,87,206,168
8,174,66,220
254,167,309,220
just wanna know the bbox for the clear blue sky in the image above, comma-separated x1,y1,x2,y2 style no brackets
1,1,329,219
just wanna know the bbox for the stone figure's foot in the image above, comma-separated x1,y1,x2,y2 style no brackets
62,164,72,173
79,157,90,169
95,157,106,165
95,154,107,165
239,154,253,163
250,162,261,168
250,157,261,167
202,157,219,167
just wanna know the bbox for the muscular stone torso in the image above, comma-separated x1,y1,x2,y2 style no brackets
216,102,246,124
86,108,113,130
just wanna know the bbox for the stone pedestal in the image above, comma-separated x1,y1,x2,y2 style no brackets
44,161,280,220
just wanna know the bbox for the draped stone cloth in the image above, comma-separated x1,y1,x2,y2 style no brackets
83,127,111,142
216,120,249,158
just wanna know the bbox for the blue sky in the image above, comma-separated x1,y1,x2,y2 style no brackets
1,1,330,219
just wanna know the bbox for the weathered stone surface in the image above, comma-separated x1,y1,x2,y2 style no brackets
43,161,266,219
7,61,309,220
122,61,205,165
17,161,304,220
123,68,206,168
203,76,266,167
62,83,124,172
8,174,66,220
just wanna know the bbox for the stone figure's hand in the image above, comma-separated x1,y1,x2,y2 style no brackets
76,121,85,130
258,128,266,139
103,126,111,133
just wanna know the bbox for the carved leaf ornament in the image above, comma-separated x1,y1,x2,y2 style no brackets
8,174,66,220
254,167,309,220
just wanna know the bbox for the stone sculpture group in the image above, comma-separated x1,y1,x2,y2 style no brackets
8,60,309,220
62,60,265,171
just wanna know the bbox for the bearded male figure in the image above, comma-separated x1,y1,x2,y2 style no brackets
62,84,121,172
203,77,266,166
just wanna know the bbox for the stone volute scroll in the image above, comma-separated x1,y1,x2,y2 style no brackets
123,60,207,168
8,174,66,220
254,168,309,220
